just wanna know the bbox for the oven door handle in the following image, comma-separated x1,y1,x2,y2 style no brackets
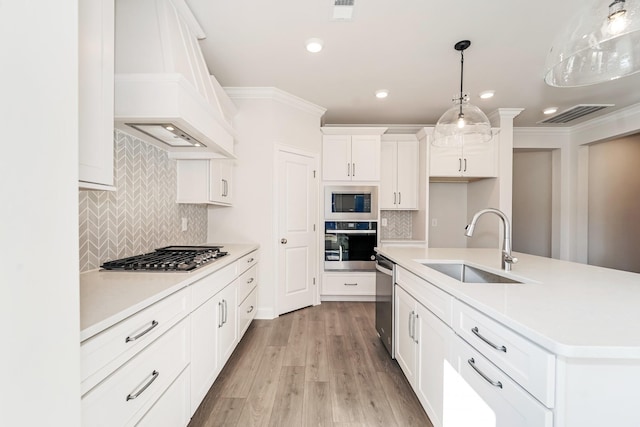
326,230,377,234
339,245,343,262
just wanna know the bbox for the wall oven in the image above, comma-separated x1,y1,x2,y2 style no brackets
325,185,378,221
324,221,377,271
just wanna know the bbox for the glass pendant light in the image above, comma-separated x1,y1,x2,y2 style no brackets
544,0,640,87
433,40,493,147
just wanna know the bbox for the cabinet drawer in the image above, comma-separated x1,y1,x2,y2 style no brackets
322,273,375,295
452,299,555,407
451,336,553,427
82,318,190,427
238,287,257,338
237,264,258,304
237,250,259,274
135,366,190,427
396,266,452,326
191,262,237,310
81,288,189,393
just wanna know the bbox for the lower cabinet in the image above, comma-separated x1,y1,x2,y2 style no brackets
395,284,450,427
395,269,554,427
322,272,376,299
81,249,260,427
82,318,190,427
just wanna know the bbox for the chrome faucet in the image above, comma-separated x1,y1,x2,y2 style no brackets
465,208,518,271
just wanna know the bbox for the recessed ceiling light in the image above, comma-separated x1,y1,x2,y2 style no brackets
479,90,495,99
543,107,558,115
375,89,389,99
305,38,323,53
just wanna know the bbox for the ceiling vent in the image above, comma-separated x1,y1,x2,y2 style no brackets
538,104,614,124
332,0,355,21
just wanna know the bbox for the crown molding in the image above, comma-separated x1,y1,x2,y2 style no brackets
223,87,327,117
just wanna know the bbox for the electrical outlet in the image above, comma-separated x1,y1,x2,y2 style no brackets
381,218,388,227
431,218,438,227
181,217,188,232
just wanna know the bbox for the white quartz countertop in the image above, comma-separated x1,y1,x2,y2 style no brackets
375,246,640,359
80,243,259,342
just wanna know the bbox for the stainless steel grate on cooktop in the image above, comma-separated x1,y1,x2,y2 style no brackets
100,246,228,272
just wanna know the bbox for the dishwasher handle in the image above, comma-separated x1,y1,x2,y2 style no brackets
375,256,394,276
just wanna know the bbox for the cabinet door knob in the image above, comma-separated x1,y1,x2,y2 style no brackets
281,238,288,244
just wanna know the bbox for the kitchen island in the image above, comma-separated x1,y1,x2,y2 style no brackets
376,246,640,427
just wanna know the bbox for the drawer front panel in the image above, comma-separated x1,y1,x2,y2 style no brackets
135,366,190,427
323,273,375,295
191,262,237,310
237,264,258,304
81,288,189,393
451,336,553,427
82,319,190,427
238,287,257,338
237,250,259,275
452,299,555,407
396,266,452,326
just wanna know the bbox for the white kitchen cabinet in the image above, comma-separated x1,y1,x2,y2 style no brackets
82,318,190,427
429,134,497,178
176,159,234,205
78,0,115,190
321,272,376,298
380,140,419,209
322,135,381,181
136,367,190,427
447,336,553,427
395,284,451,427
216,282,238,364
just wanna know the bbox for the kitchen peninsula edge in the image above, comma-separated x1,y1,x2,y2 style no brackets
80,243,259,341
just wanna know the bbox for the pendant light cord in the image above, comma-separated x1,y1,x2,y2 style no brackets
459,49,464,118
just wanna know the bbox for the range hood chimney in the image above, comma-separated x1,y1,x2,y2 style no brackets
114,0,236,157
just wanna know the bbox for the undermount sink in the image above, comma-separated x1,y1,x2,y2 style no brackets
422,262,522,284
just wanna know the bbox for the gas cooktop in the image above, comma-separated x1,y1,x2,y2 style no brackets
100,245,228,272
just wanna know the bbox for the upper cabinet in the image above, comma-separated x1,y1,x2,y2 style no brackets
380,139,419,210
176,159,234,206
78,0,115,190
429,133,498,179
321,127,387,182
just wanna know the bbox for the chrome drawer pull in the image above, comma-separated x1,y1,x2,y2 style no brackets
218,302,224,328
343,282,358,286
247,257,254,263
472,327,507,353
468,358,502,389
125,320,158,343
126,370,159,401
247,277,254,284
247,305,254,313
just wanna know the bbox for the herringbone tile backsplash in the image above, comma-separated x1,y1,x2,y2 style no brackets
79,131,208,272
380,210,413,240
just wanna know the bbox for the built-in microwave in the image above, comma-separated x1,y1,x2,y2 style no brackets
324,185,378,221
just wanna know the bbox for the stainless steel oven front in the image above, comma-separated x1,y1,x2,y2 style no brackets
324,185,378,221
324,221,377,271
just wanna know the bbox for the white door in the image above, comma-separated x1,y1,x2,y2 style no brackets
277,148,318,315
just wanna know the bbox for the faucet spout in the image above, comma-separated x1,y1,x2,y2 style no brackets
465,208,518,271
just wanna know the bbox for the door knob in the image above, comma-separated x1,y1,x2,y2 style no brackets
281,238,288,244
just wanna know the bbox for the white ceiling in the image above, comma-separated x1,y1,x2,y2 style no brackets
185,0,640,127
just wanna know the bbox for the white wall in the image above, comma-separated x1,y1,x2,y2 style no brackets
587,135,640,273
0,2,81,425
513,103,640,264
512,150,553,257
207,88,325,319
428,183,468,248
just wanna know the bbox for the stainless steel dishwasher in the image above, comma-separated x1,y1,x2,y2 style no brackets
375,254,394,357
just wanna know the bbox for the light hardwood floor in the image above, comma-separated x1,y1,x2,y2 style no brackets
188,301,433,427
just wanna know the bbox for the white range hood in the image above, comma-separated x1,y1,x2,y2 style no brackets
114,0,236,157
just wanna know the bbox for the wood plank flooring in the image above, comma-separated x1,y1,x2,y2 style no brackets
188,302,433,427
